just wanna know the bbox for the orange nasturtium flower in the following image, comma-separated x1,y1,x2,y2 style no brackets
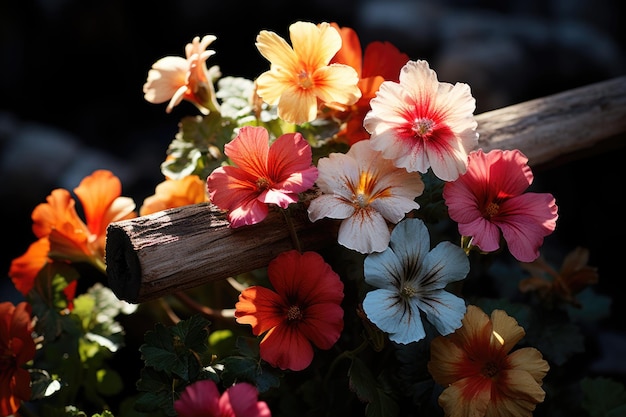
329,23,409,145
0,301,36,417
139,174,208,216
9,170,136,296
254,21,362,125
428,305,549,417
235,250,344,371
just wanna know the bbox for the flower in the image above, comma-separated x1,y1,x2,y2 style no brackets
518,246,598,307
0,301,36,417
234,250,344,371
143,34,221,115
9,170,136,292
363,59,479,181
442,149,558,262
174,379,271,417
254,21,362,125
362,218,469,344
206,126,318,228
307,139,424,254
427,305,549,417
329,23,409,145
139,174,208,216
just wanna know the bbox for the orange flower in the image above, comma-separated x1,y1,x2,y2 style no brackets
329,23,409,145
139,175,208,216
254,21,361,125
518,247,598,308
0,301,36,417
9,170,136,293
428,305,549,417
235,250,344,371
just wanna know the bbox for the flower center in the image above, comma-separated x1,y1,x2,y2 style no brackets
401,285,417,299
484,202,500,218
286,305,303,321
352,171,380,208
481,361,500,378
297,70,313,89
256,177,271,191
412,117,435,137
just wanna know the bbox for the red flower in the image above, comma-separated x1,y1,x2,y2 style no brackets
174,379,271,417
443,149,558,262
329,23,409,145
235,250,344,371
0,302,36,417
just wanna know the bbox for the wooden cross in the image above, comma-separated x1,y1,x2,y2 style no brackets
105,76,626,304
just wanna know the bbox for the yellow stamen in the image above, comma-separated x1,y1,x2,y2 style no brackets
412,117,435,136
484,202,500,218
256,177,270,191
297,70,313,89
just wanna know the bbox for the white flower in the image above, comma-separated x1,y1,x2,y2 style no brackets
363,60,478,181
362,218,469,344
307,140,423,254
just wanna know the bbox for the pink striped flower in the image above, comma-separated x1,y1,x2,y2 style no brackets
363,60,478,181
207,126,318,228
443,149,558,262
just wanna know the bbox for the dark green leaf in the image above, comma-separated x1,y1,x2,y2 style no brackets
581,377,626,417
348,357,398,417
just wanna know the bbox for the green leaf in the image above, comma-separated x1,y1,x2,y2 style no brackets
348,357,399,417
135,367,175,416
220,355,281,393
162,112,235,180
581,377,626,417
566,288,612,323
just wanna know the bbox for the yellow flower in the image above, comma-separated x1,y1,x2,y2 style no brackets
428,305,549,417
254,21,361,125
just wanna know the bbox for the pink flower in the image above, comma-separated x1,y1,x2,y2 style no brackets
235,250,344,371
363,60,479,181
307,140,423,254
206,126,318,228
174,379,271,417
143,35,221,115
443,149,558,262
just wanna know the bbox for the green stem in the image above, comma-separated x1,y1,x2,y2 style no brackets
281,208,302,253
323,338,370,387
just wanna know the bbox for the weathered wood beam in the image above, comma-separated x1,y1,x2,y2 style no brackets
106,76,626,303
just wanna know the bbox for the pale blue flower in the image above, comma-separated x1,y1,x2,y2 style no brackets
362,218,469,344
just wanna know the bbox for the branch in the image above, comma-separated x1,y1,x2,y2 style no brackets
106,75,626,303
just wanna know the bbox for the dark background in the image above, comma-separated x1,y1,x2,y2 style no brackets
2,0,625,384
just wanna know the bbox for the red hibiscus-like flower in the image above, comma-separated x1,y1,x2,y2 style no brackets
0,301,36,417
235,250,344,371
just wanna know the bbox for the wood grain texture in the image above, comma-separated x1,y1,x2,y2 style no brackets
106,76,626,303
